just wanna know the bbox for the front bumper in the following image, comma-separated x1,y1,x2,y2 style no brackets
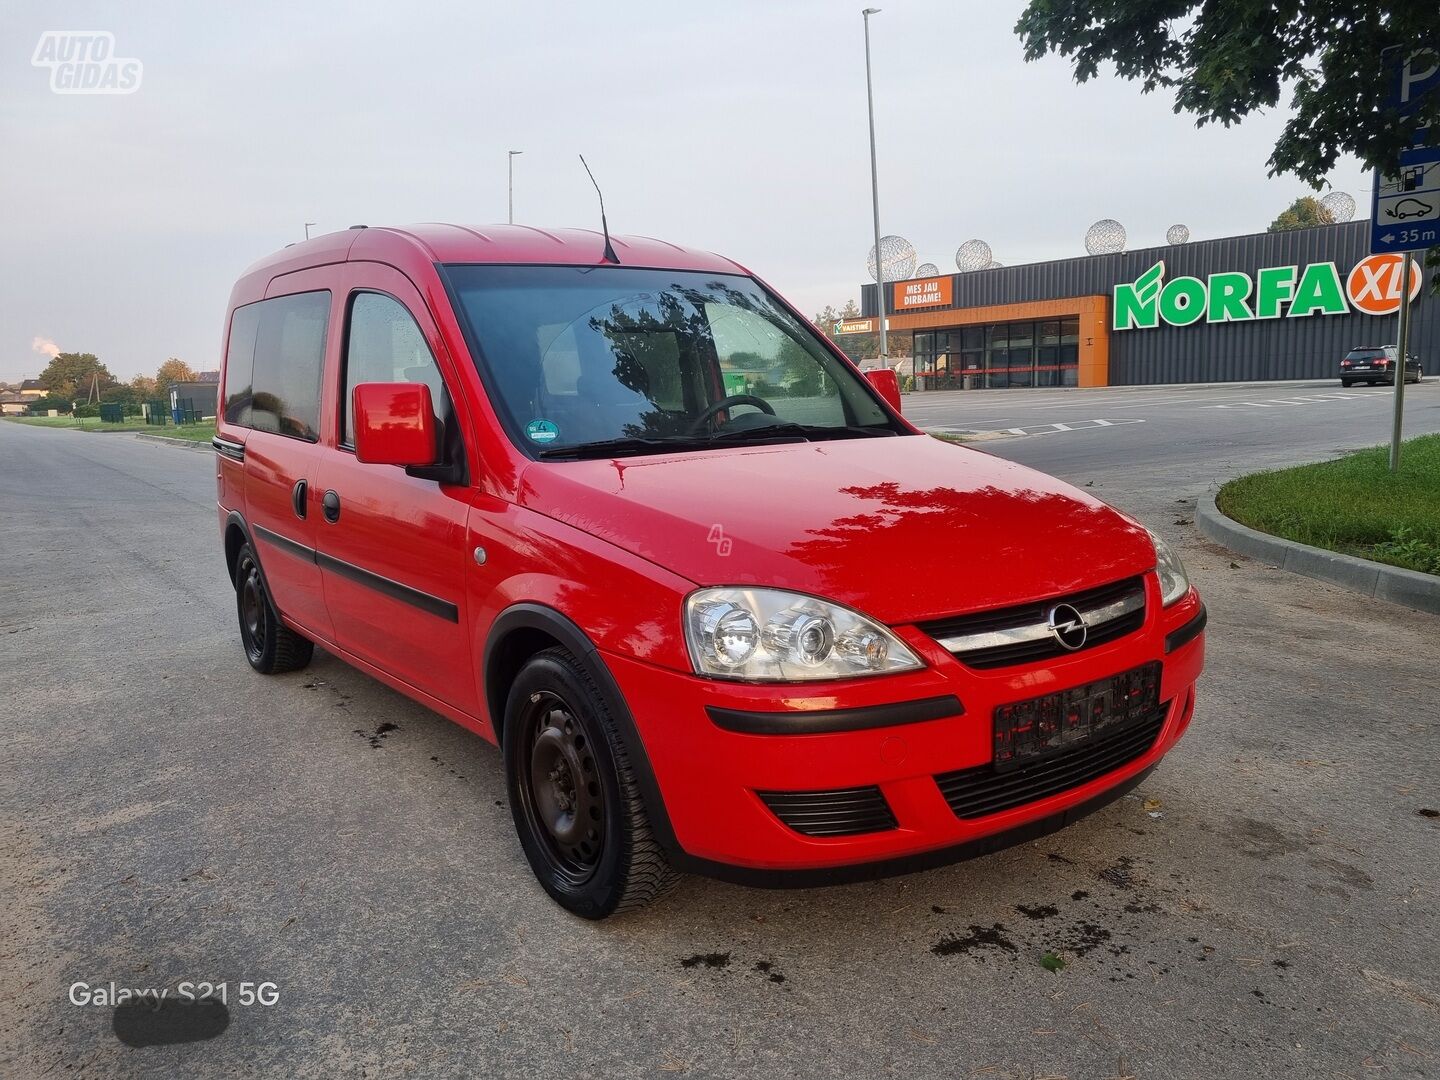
603,581,1204,879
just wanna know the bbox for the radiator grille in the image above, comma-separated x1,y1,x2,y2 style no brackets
918,576,1147,669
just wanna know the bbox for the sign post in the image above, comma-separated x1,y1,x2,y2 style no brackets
1390,255,1413,472
1372,46,1438,472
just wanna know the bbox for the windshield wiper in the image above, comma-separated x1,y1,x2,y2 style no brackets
707,423,898,444
536,436,708,460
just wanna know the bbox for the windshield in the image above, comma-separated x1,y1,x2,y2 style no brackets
443,265,897,456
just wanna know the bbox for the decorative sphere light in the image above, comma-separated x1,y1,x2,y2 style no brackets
1166,224,1191,245
986,259,1004,269
1084,218,1127,255
955,239,992,272
866,235,917,283
915,262,939,278
1320,191,1356,223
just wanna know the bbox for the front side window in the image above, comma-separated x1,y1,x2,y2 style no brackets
342,292,446,447
223,291,329,441
443,266,896,457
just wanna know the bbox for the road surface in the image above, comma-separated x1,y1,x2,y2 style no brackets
2,396,1437,1080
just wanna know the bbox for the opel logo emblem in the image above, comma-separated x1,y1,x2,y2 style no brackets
1047,603,1088,651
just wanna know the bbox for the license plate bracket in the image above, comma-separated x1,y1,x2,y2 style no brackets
992,661,1162,771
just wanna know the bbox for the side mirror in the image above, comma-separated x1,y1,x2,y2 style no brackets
353,383,439,467
864,367,902,414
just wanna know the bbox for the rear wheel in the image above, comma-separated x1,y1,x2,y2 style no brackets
234,543,313,674
1340,378,1353,387
503,647,677,918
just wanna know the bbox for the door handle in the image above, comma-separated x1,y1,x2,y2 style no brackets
322,490,341,523
291,479,308,520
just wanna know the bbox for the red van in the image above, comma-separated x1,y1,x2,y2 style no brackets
215,225,1205,918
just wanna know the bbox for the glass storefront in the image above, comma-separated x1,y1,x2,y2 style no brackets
913,317,1080,390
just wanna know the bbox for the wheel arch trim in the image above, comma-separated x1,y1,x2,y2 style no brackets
483,602,684,858
224,511,288,622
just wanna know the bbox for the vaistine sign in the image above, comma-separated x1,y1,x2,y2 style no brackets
1114,253,1423,331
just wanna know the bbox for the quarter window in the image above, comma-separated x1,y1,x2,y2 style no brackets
342,292,446,447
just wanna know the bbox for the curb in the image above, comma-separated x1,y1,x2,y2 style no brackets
1197,491,1440,615
134,433,212,452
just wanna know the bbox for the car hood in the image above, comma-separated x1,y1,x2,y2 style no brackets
517,434,1156,624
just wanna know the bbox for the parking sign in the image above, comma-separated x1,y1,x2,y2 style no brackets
1372,47,1439,254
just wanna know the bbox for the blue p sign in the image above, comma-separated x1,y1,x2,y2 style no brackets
1394,48,1439,112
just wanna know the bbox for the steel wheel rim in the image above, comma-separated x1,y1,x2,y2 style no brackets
518,691,605,885
239,556,266,662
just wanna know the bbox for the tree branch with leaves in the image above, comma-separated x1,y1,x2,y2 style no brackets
1015,2,1440,284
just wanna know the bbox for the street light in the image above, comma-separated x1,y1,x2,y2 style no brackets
862,7,888,365
508,150,523,224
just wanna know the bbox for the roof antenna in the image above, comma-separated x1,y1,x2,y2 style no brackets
579,154,620,264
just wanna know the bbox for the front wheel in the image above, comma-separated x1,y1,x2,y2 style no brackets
234,543,313,674
503,647,677,918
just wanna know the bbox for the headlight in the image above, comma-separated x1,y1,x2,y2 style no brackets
1148,530,1191,607
684,588,923,681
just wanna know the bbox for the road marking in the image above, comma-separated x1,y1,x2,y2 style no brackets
1205,394,1380,410
1003,418,1145,437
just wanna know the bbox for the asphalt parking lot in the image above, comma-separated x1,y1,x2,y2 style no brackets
2,385,1438,1080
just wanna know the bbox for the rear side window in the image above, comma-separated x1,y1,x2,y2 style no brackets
222,304,262,426
341,292,446,447
223,291,330,441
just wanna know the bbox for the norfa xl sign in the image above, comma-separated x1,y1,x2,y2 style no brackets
1113,253,1423,331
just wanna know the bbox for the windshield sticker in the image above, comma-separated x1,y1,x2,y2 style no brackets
525,419,560,444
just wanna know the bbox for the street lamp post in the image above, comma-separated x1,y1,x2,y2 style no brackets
862,7,887,365
508,150,523,224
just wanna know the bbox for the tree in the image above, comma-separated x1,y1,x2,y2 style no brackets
155,357,196,387
1268,196,1334,233
1015,3,1440,282
129,374,158,399
38,352,114,400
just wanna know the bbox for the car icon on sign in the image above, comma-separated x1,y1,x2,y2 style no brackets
1386,198,1434,220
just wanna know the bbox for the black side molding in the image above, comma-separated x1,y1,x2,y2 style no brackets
212,435,245,461
706,694,964,736
1164,604,1207,654
250,524,459,623
314,550,458,623
252,523,314,565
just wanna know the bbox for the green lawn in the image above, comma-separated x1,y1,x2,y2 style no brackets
3,415,216,442
1217,434,1440,576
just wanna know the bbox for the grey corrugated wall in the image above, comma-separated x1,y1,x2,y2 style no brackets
860,221,1438,384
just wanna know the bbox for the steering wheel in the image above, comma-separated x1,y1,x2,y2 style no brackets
687,394,776,434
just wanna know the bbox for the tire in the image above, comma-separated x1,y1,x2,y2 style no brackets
234,543,314,674
503,647,678,918
1340,379,1353,388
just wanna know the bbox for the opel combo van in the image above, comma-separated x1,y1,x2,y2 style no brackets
215,225,1206,918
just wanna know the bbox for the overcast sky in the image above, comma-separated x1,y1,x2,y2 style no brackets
0,0,1371,383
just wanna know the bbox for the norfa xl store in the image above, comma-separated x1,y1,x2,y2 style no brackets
857,221,1437,389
